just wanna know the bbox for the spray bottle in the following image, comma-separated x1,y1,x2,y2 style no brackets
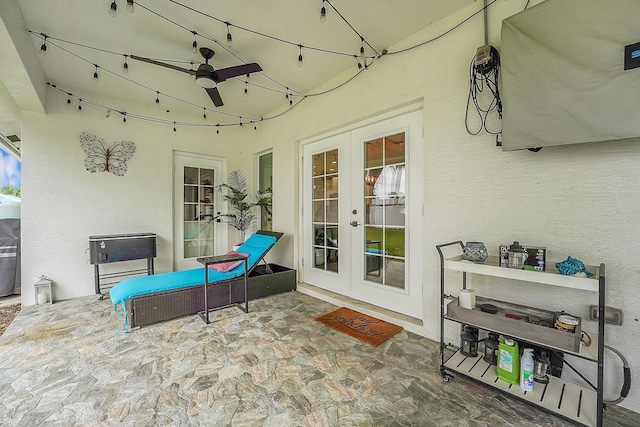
520,348,535,391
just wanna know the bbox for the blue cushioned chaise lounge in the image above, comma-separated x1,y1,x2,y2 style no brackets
110,230,295,331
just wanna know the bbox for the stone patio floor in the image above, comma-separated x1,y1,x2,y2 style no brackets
0,291,635,426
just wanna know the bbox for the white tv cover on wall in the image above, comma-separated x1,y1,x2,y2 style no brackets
501,0,640,151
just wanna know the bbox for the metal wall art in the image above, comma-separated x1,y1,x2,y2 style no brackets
80,132,135,176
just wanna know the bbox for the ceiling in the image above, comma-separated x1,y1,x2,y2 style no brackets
0,0,476,147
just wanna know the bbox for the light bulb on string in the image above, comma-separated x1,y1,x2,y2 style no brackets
191,31,198,53
109,1,117,17
173,122,177,132
126,0,134,13
66,94,71,105
320,0,327,22
155,91,160,104
78,99,83,111
122,112,127,124
355,55,363,69
289,95,293,106
40,34,47,54
93,65,99,82
244,82,248,96
253,122,257,131
216,124,220,135
203,108,207,119
123,55,129,73
226,22,233,47
298,45,304,67
359,38,368,68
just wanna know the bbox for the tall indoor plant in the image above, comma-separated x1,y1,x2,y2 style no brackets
214,170,272,244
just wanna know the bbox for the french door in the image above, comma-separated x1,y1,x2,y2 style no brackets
173,152,226,270
302,110,424,318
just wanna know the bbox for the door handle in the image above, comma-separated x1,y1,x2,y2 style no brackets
350,221,361,227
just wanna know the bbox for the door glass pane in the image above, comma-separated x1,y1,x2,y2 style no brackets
363,133,406,289
311,150,339,273
258,152,273,231
183,167,216,258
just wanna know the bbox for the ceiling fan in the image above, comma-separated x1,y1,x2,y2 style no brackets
130,47,262,107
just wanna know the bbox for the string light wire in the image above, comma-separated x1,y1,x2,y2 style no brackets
36,1,496,128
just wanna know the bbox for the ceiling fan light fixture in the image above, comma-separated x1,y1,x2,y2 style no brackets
196,75,217,89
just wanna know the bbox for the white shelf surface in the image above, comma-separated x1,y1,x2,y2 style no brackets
444,255,600,292
444,350,597,427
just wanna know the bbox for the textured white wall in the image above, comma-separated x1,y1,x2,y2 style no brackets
251,0,640,411
20,95,249,303
19,0,638,412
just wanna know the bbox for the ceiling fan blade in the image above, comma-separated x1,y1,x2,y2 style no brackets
204,87,224,107
213,63,262,83
129,55,197,76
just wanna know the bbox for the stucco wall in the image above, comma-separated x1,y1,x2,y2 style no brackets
249,0,640,411
20,99,250,302
20,0,638,411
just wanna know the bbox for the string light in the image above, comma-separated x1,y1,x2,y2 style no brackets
244,82,248,96
109,1,117,17
123,54,129,73
40,34,47,54
359,37,367,68
216,124,220,135
354,55,362,69
203,108,207,119
78,99,83,111
191,31,198,53
93,64,99,82
126,0,134,13
122,112,127,123
155,91,160,104
67,94,71,104
225,22,233,47
173,121,177,132
298,45,303,67
320,0,327,22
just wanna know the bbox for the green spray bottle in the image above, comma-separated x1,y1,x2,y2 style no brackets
497,338,519,384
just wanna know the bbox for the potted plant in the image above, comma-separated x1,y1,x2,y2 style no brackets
213,170,272,245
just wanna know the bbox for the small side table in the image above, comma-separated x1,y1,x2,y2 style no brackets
196,253,249,324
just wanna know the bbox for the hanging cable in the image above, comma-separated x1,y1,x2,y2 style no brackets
465,46,502,135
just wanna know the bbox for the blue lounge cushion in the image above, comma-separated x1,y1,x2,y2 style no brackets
109,233,277,309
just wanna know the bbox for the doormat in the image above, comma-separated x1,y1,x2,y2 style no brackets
315,307,403,347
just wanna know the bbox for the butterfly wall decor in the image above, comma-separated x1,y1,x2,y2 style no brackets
80,132,136,176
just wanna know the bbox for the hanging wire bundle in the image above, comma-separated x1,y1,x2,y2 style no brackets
465,45,502,136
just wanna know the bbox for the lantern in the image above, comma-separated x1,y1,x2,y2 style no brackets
483,332,500,365
34,275,53,305
460,325,479,357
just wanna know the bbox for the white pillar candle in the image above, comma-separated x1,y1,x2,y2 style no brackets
459,289,476,309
